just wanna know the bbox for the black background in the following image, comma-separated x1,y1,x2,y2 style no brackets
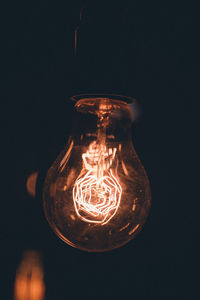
2,0,198,299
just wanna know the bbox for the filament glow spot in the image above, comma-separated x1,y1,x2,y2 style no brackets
73,141,122,225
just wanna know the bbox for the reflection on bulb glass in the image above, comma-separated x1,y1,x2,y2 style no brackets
43,95,151,252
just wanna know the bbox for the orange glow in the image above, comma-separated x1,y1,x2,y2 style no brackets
13,251,45,300
43,95,151,252
26,172,38,197
73,141,122,224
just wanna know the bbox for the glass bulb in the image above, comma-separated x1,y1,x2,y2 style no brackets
43,95,151,252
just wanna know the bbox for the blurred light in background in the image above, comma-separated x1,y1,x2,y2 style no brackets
26,172,39,198
13,250,45,300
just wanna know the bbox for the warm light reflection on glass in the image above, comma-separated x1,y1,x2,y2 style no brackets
26,172,38,197
13,251,45,300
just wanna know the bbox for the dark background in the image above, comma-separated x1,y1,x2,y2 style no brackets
2,0,198,299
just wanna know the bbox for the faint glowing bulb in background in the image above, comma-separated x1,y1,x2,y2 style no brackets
13,251,45,300
26,172,38,198
43,95,151,252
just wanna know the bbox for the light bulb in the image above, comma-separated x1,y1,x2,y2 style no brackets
13,251,45,300
43,95,151,252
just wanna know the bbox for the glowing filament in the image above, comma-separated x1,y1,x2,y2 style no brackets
73,142,122,224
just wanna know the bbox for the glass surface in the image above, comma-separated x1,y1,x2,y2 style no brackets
43,95,151,252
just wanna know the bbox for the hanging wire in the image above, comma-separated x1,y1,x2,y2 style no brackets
74,1,88,56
